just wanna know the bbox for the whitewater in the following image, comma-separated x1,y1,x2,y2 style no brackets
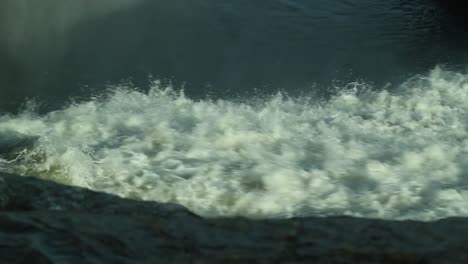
0,67,467,221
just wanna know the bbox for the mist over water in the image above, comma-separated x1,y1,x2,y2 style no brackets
1,0,468,221
0,0,143,112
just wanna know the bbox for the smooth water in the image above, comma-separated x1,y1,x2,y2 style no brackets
1,0,468,220
1,0,467,112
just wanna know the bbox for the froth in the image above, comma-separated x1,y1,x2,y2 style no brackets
1,68,468,221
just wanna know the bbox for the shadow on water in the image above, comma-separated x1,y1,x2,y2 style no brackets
0,52,24,113
433,0,468,19
1,0,468,114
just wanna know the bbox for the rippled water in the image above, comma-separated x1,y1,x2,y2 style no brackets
1,0,467,112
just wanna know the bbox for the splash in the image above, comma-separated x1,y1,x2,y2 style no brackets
1,67,468,221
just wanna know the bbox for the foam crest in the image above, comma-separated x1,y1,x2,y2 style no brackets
1,68,468,220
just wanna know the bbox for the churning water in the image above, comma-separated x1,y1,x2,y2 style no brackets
1,68,468,220
1,0,468,221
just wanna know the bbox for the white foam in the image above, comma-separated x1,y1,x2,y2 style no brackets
1,67,468,220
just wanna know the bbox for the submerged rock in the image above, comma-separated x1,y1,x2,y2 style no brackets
0,172,467,263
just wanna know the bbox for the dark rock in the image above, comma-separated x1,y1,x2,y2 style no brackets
0,172,468,263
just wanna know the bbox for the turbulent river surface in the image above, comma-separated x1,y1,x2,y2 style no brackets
1,0,468,221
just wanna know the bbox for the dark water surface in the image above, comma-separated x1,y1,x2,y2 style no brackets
1,0,467,113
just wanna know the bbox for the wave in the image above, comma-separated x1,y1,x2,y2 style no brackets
1,67,468,221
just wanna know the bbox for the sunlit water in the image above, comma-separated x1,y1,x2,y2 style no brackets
1,68,468,221
1,0,468,221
